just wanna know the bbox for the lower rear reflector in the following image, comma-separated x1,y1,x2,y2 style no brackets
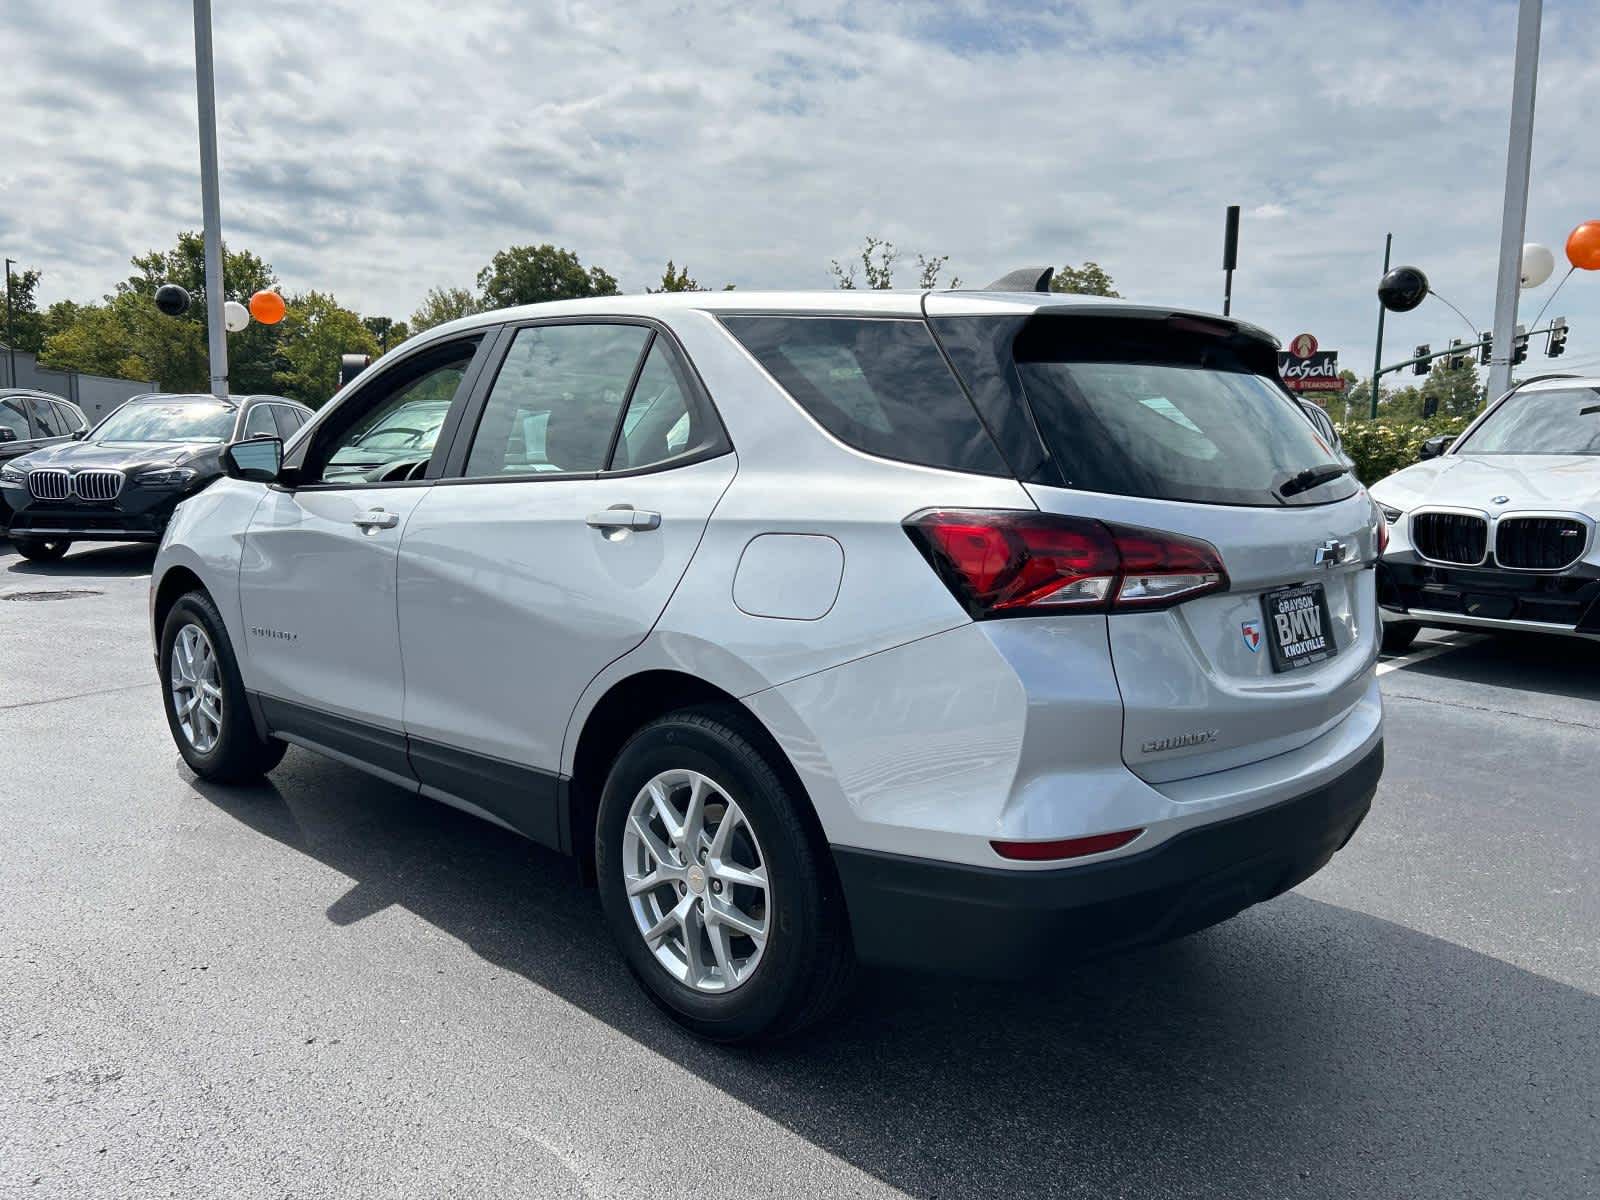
990,828,1143,862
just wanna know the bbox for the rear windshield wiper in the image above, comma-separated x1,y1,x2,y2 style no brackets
1276,464,1350,498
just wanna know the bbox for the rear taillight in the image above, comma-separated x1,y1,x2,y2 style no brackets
904,509,1227,618
991,828,1143,861
1372,500,1390,555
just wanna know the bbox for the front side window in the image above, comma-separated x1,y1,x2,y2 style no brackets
464,324,650,477
54,402,88,433
314,350,474,484
721,316,1007,476
1455,387,1600,455
92,400,236,444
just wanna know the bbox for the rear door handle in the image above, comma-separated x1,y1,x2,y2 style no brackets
586,506,661,532
352,509,400,531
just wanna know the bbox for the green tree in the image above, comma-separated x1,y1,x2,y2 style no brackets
3,266,46,353
476,244,620,310
362,315,410,353
410,286,479,334
40,232,283,392
1050,261,1120,297
830,237,959,289
649,261,701,292
272,291,378,407
1420,358,1483,418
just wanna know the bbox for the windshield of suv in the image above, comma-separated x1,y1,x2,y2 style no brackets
92,400,236,444
1005,318,1352,506
1453,387,1600,455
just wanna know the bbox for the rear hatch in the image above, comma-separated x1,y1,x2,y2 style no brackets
931,307,1380,783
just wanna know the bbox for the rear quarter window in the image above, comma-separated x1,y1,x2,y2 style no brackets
721,316,1007,476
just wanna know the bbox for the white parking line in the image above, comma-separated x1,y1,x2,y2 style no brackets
1376,633,1483,676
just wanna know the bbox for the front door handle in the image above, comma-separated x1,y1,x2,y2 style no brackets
586,505,661,532
352,509,400,531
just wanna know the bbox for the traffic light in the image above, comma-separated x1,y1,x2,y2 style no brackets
1548,316,1568,357
1479,333,1493,366
1413,344,1431,376
1446,338,1469,370
1513,324,1529,365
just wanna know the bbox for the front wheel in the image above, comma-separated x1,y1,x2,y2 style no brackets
595,707,855,1042
12,536,70,562
159,590,287,782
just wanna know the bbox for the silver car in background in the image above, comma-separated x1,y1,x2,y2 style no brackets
150,283,1384,1040
1372,375,1600,651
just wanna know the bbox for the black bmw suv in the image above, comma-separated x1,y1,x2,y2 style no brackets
0,392,311,561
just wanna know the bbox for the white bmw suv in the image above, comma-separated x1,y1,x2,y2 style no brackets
151,279,1385,1041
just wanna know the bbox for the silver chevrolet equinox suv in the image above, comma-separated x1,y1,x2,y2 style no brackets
151,275,1385,1041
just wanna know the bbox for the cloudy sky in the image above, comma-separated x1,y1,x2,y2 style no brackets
5,0,1599,378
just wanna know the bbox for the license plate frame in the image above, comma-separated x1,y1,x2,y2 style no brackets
1260,583,1337,673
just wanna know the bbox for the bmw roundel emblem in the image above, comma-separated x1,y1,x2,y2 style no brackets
1491,495,1509,505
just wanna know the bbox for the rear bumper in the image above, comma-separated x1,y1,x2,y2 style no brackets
833,740,1382,977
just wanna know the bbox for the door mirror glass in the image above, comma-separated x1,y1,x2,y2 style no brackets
71,429,87,440
224,437,284,482
1419,434,1455,461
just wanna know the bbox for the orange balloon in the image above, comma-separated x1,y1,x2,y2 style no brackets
1565,221,1600,271
248,290,286,324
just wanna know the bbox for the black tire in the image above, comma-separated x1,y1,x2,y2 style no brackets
12,536,70,562
1381,620,1420,655
595,706,856,1043
159,590,287,782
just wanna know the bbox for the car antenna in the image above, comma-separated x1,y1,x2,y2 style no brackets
983,267,1055,293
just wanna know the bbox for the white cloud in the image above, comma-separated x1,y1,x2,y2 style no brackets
3,0,1599,375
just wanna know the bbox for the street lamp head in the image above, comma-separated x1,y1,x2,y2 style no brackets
1378,265,1430,313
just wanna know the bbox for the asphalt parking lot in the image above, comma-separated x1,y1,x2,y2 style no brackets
2,540,1597,1199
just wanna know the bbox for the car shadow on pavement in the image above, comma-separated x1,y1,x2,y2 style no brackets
2,542,156,579
1398,631,1600,704
186,760,1600,1199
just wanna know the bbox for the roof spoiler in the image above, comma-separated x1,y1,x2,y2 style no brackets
984,266,1054,293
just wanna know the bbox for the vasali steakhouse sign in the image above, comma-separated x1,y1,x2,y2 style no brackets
1278,332,1342,392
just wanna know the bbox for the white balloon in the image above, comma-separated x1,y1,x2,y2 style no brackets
223,299,251,332
1520,242,1555,289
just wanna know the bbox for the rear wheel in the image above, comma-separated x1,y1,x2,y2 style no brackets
12,536,70,562
160,591,287,782
595,707,855,1042
1380,620,1420,654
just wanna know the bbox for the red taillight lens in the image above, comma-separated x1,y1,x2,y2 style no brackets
991,828,1143,861
1373,502,1390,555
905,510,1227,618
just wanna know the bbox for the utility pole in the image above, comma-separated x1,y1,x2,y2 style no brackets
1370,234,1391,419
1486,0,1542,405
192,0,228,397
4,258,15,389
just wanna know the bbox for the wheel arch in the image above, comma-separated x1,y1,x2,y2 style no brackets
152,564,210,644
565,668,827,886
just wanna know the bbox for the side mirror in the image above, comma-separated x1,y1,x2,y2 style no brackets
1419,434,1455,461
0,427,15,443
223,436,284,483
71,429,88,440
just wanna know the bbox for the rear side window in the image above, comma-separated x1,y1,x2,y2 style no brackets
272,405,306,439
1008,317,1355,506
30,398,69,437
722,316,1007,476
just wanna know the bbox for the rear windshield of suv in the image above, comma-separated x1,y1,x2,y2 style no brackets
721,315,1008,476
1008,317,1354,506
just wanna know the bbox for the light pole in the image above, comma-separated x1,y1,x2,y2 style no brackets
1486,0,1542,403
1370,234,1392,419
192,0,228,397
4,257,15,389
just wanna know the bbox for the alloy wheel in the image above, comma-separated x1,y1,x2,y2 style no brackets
169,623,223,753
621,768,771,992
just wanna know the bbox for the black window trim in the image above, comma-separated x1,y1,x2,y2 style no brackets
281,330,499,493
435,313,733,488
